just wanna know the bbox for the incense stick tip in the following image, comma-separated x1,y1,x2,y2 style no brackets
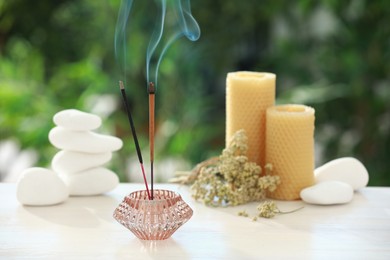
148,82,155,94
119,81,124,90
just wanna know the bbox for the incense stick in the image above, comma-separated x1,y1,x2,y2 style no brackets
148,82,156,200
119,81,151,200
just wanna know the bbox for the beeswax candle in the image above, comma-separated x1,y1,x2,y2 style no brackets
265,104,315,200
226,72,275,168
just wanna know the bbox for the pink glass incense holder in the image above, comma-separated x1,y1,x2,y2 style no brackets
113,189,193,240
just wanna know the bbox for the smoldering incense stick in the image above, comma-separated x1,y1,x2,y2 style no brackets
119,81,151,200
148,82,156,200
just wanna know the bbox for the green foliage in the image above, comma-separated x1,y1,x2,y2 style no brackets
1,0,389,185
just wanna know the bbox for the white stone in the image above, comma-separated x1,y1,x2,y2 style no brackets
53,109,102,131
49,127,123,153
16,167,69,206
300,181,354,205
60,167,119,196
315,157,369,190
52,151,112,174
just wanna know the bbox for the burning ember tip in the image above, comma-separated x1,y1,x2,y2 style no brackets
119,80,125,90
148,82,155,94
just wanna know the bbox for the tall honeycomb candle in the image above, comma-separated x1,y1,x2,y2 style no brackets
226,72,275,167
266,104,315,200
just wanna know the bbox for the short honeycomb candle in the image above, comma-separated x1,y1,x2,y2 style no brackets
265,104,315,200
226,72,275,167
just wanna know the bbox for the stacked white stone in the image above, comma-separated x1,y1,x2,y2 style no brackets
49,109,122,196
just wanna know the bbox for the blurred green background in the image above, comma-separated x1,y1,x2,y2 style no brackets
0,0,389,185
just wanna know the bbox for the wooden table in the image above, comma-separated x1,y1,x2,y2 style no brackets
1,183,389,259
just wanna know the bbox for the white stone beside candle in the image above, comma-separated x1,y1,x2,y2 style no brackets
300,181,354,205
300,157,369,205
315,157,369,190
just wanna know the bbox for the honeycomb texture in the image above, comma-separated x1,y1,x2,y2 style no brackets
266,104,315,200
226,72,275,168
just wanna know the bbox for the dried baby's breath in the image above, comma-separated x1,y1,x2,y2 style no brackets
190,129,280,207
237,210,249,217
257,201,279,218
257,201,304,219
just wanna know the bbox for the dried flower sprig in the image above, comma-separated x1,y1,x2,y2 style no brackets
190,129,280,207
170,157,219,185
237,210,249,217
257,201,304,219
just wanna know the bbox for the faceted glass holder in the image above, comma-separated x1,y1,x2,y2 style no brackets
113,189,193,240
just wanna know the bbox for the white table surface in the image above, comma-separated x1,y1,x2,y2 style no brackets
1,183,389,259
